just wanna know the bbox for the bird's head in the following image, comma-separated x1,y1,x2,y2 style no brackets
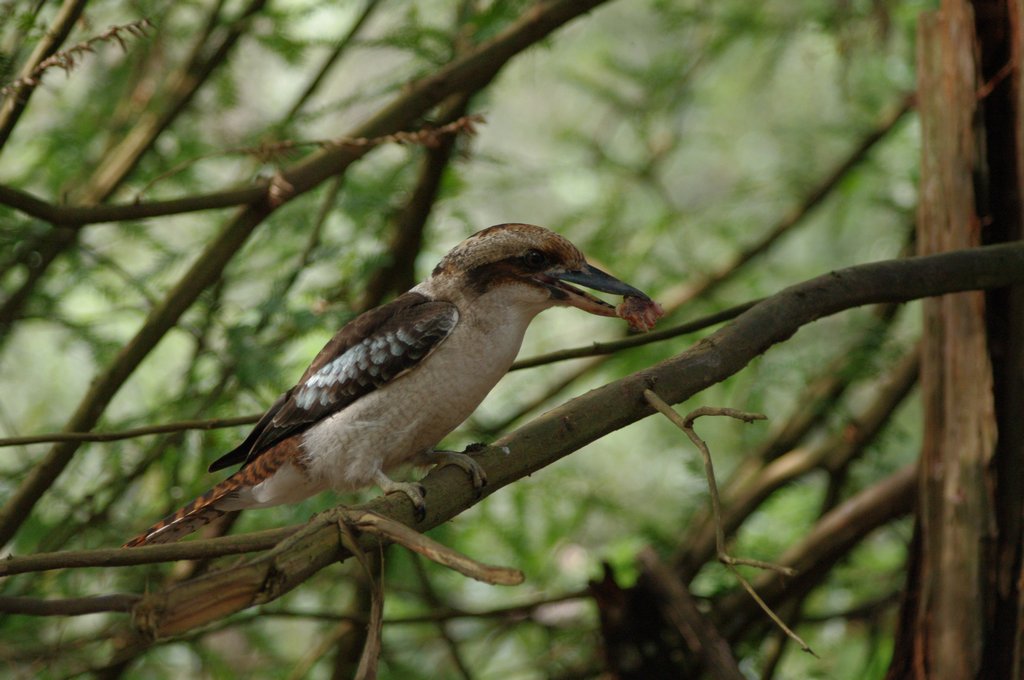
424,223,652,319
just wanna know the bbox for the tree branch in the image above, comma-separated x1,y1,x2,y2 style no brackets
0,0,89,151
638,547,746,680
124,242,1024,638
658,93,915,312
509,299,759,371
359,93,475,311
0,19,153,98
282,0,383,122
0,527,297,577
717,463,917,639
0,415,260,448
0,181,267,225
0,594,139,616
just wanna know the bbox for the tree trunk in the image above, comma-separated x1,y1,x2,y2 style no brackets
888,0,1024,678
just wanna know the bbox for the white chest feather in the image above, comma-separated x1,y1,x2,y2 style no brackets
300,291,540,491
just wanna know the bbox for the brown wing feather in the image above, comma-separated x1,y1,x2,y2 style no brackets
208,392,290,472
206,292,457,473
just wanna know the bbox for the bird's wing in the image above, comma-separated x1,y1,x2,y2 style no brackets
207,393,289,471
207,292,459,472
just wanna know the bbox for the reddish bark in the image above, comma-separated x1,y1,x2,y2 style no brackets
888,1,1023,677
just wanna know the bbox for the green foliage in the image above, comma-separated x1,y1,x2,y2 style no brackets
0,0,936,677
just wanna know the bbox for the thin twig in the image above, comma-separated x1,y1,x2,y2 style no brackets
0,19,153,97
284,0,383,120
338,519,384,680
0,0,89,151
411,554,475,680
643,395,780,569
658,93,914,314
347,510,523,586
0,593,139,616
133,114,484,200
725,564,817,657
510,299,758,371
642,390,815,655
672,344,920,578
0,415,259,447
0,526,298,577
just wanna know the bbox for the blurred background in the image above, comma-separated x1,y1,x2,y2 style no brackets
0,1,933,677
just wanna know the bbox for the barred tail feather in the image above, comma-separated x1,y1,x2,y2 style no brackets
123,479,243,548
124,437,305,547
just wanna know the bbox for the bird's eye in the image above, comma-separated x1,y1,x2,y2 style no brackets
524,249,548,269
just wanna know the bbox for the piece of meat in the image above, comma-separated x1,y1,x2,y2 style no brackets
616,295,664,332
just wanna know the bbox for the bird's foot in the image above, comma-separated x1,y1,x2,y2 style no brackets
428,446,488,496
374,470,427,521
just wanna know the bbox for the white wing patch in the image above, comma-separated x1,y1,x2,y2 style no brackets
293,311,458,410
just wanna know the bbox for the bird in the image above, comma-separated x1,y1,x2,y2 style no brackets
125,223,659,547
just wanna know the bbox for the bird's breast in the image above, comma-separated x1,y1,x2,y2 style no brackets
300,303,533,491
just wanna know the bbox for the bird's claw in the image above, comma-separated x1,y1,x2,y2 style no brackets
375,471,428,521
432,449,488,497
395,482,427,522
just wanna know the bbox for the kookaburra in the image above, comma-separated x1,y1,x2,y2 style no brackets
125,223,661,547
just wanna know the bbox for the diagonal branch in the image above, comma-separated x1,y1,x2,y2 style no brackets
359,92,475,311
0,0,89,151
658,93,915,312
716,463,917,640
638,548,746,680
0,19,153,98
0,527,297,578
282,0,383,122
122,242,1024,638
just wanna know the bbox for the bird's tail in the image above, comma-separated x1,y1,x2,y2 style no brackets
124,437,303,547
123,475,247,547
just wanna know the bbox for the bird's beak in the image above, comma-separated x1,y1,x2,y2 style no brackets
541,263,652,317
